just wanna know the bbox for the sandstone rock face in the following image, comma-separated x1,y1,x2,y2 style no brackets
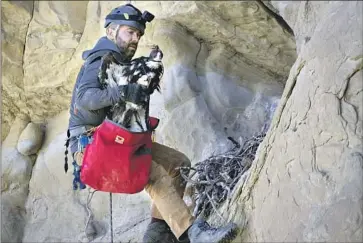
17,122,44,155
224,1,363,242
23,1,89,123
1,1,34,141
1,115,34,243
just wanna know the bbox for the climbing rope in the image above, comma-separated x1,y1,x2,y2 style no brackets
84,189,114,243
85,188,98,240
110,192,113,243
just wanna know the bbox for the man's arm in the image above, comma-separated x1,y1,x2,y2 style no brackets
76,59,121,111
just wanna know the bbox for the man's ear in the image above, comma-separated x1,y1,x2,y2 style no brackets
106,27,117,41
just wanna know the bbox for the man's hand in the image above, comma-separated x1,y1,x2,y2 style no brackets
119,83,147,105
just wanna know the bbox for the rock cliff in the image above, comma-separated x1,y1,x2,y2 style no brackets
1,1,362,242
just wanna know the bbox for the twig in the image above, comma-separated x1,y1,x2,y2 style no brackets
180,132,265,218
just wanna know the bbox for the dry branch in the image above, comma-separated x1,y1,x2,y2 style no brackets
179,133,265,218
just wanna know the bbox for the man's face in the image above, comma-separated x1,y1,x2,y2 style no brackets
115,25,142,61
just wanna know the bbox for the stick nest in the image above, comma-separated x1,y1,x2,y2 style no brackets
179,133,265,218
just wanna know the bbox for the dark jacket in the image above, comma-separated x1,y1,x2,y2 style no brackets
67,36,122,153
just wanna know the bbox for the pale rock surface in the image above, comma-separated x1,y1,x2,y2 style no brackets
1,1,34,141
1,115,34,243
22,1,88,123
220,1,363,242
145,17,284,163
17,122,44,156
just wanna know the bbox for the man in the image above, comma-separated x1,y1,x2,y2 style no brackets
67,3,239,243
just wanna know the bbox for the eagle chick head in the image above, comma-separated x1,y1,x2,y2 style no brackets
149,45,163,62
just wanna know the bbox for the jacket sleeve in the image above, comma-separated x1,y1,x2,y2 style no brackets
75,59,121,111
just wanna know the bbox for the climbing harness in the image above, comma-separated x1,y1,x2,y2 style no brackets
70,126,99,191
73,161,86,190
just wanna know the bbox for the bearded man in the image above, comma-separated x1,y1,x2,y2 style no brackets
67,4,239,243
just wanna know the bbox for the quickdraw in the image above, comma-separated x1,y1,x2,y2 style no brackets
72,161,86,190
72,126,99,191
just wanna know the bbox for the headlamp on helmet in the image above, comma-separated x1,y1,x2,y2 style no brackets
104,4,155,34
141,11,154,23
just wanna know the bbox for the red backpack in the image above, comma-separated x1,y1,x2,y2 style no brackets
80,117,159,194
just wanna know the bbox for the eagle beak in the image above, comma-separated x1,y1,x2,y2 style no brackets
155,52,163,61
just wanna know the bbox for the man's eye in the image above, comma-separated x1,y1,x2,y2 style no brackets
127,29,141,39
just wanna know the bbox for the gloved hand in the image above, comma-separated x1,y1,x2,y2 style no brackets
119,83,148,105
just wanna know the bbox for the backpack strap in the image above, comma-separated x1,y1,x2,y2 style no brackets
65,50,111,174
149,117,159,130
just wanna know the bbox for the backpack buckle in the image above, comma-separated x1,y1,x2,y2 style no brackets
115,135,125,144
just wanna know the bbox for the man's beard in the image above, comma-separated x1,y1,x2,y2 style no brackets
116,37,137,62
